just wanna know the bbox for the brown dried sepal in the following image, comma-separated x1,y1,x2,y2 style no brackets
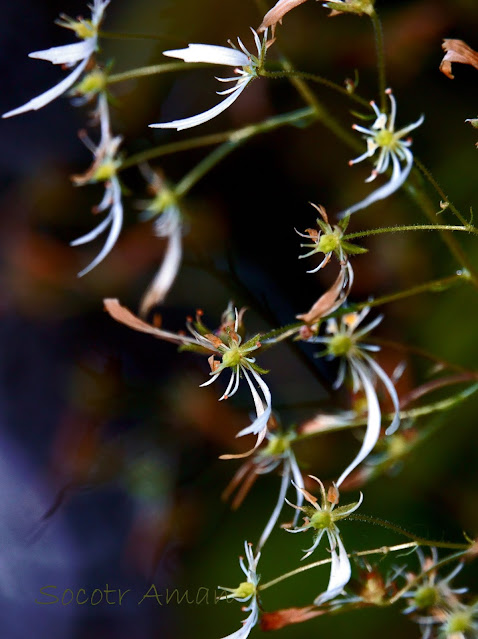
440,39,478,79
260,606,324,631
296,262,350,324
258,0,309,34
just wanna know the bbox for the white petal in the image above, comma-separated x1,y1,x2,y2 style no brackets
29,39,96,65
220,600,259,639
3,57,89,118
362,353,401,435
340,148,413,217
336,359,381,487
139,211,182,313
75,177,123,277
288,450,305,526
70,210,112,246
149,80,250,131
313,533,351,605
163,43,249,68
256,457,291,553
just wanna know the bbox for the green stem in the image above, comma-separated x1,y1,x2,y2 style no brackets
344,224,477,241
107,62,210,85
259,68,370,109
405,170,478,288
119,106,315,171
340,271,468,314
258,542,418,592
370,11,387,110
175,142,236,198
414,156,469,226
348,515,471,551
295,381,478,439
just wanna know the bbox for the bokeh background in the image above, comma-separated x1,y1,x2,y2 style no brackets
1,0,478,637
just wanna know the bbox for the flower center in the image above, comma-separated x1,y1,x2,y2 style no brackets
445,610,473,634
328,334,353,357
310,510,332,530
264,435,290,456
318,233,340,254
374,129,396,149
413,585,438,609
73,19,96,40
222,346,242,368
94,160,118,182
234,581,255,599
75,70,106,96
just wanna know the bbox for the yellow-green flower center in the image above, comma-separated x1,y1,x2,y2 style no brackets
222,346,242,368
73,19,96,40
310,510,332,530
374,129,396,149
329,334,353,357
318,233,340,254
234,581,255,599
264,435,290,456
75,70,106,96
413,585,438,610
445,610,473,634
94,160,118,182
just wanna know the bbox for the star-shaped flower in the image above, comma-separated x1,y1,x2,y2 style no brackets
150,29,268,131
308,307,400,487
287,476,362,604
218,542,261,639
341,88,424,216
3,0,109,118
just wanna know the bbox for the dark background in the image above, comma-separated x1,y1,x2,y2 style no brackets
0,1,478,637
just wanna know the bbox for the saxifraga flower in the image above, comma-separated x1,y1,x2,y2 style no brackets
287,476,362,604
341,89,424,217
150,29,268,131
218,541,261,639
3,0,109,119
308,307,400,487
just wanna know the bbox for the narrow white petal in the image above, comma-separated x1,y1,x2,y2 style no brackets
29,39,96,65
362,353,401,435
76,177,123,277
336,359,381,487
256,458,291,552
149,80,250,131
220,368,239,401
199,371,222,387
163,43,249,67
220,600,259,639
397,113,425,137
3,57,90,118
139,216,182,313
288,451,305,526
313,533,351,605
70,210,112,246
301,529,326,560
340,149,413,217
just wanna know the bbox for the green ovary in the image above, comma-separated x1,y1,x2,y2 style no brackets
310,510,332,530
234,582,255,599
445,610,473,634
374,129,395,149
222,347,242,368
318,233,339,254
413,585,438,609
329,334,352,357
94,161,117,182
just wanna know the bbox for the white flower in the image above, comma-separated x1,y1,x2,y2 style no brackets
3,0,109,119
341,89,424,216
224,431,305,553
102,300,272,456
218,542,261,639
309,307,400,487
190,308,272,458
149,29,267,131
287,476,362,604
70,92,123,277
